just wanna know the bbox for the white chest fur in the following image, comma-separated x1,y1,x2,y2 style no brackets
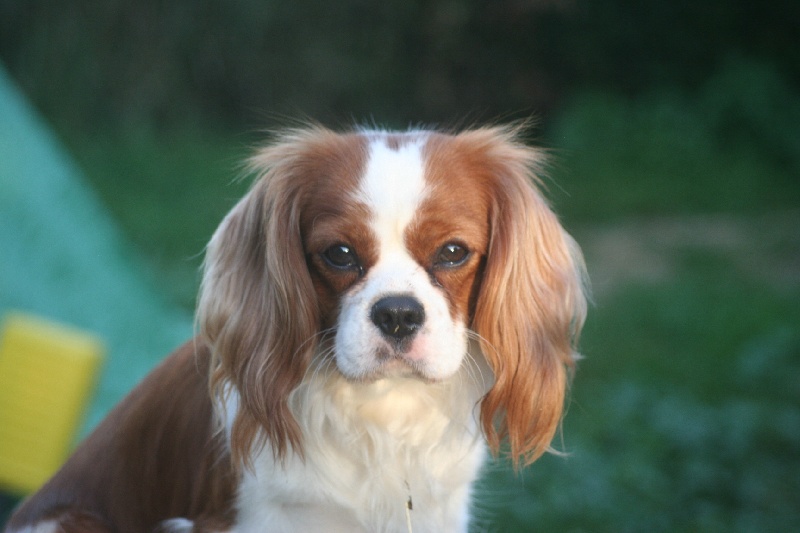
230,364,488,533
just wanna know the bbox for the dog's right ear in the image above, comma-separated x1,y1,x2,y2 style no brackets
197,138,321,468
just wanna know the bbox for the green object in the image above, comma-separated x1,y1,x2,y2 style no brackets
0,63,192,435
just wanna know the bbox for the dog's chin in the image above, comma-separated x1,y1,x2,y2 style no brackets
336,355,445,385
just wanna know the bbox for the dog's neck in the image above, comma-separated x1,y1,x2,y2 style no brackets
223,344,491,532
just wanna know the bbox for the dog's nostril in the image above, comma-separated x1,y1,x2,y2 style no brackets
370,296,425,340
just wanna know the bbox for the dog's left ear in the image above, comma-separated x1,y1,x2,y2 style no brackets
468,127,588,468
198,135,323,468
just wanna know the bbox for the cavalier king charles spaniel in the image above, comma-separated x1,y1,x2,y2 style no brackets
7,125,587,533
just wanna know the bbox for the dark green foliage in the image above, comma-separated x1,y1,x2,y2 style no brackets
547,58,800,222
1,0,797,130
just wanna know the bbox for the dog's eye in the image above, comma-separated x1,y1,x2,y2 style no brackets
435,242,470,268
322,244,361,271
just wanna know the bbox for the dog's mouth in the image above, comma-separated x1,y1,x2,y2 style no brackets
342,350,440,384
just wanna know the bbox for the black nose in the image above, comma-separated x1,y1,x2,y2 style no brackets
370,295,426,341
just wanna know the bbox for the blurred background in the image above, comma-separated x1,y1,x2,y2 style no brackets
1,0,799,530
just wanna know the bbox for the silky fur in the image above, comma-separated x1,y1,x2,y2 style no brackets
6,124,586,533
232,345,490,532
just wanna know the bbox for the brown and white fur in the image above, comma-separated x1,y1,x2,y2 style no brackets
6,125,587,533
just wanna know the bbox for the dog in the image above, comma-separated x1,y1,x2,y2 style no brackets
6,124,587,533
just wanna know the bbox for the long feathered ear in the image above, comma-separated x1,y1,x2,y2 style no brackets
197,133,322,468
469,127,588,469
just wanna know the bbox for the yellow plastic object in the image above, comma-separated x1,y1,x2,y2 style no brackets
0,313,104,495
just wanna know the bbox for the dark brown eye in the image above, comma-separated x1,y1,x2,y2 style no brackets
435,242,470,268
322,244,361,271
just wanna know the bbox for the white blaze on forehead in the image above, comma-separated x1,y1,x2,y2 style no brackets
356,135,429,252
335,133,470,381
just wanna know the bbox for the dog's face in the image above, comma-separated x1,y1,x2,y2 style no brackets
199,126,586,467
302,134,489,382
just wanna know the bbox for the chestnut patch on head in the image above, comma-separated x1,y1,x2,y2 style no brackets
402,133,493,321
295,134,378,323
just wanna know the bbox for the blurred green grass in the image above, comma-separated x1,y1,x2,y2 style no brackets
478,61,800,532
547,58,800,222
60,129,253,310
480,254,800,532
44,59,800,531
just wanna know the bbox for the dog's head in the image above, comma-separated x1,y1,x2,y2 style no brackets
198,125,586,468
